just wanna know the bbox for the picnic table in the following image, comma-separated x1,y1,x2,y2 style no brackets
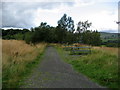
71,47,91,55
63,45,91,55
63,45,75,51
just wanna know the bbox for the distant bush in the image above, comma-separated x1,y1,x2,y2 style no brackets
106,43,118,47
101,40,119,47
2,29,30,40
13,33,24,40
24,32,33,44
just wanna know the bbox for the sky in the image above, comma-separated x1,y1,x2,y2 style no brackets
0,0,119,33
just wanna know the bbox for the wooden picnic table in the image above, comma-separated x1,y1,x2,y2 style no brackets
71,47,91,55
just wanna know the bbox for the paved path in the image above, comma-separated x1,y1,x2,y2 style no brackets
21,46,104,88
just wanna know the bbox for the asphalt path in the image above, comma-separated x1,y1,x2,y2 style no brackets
21,46,105,88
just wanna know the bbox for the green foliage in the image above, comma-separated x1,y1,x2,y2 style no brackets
2,14,102,46
77,20,92,33
56,14,75,43
75,20,101,46
31,22,56,43
82,30,102,46
55,26,67,43
106,42,118,47
100,32,119,47
2,28,29,40
100,32,118,41
24,32,33,44
58,14,75,33
13,33,24,40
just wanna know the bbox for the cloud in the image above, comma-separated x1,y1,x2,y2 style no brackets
1,0,118,33
1,2,74,28
88,10,118,32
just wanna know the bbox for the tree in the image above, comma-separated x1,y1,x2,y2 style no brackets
77,20,92,33
55,25,67,43
82,30,101,46
58,14,68,30
67,17,75,33
76,20,92,43
91,30,102,46
82,30,92,45
58,14,75,32
57,14,75,43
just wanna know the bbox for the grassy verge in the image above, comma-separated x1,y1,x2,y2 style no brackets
56,45,118,89
2,40,47,88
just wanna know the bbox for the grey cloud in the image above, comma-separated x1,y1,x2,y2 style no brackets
1,2,75,28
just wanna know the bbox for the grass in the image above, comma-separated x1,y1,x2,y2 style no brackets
2,40,47,88
56,44,118,89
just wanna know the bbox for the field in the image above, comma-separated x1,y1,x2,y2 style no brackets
2,41,119,88
100,32,118,40
2,40,47,88
56,44,118,88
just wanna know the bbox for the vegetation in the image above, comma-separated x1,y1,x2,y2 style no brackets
2,29,29,40
1,14,102,46
2,40,47,88
56,45,118,88
1,13,119,88
100,32,119,47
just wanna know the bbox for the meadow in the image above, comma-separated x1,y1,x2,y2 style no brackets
56,44,118,88
2,40,47,88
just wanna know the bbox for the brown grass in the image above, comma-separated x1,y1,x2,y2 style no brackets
2,40,47,88
2,40,46,64
61,43,118,56
93,46,118,56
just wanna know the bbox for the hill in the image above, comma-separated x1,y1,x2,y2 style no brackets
100,32,119,41
100,32,119,47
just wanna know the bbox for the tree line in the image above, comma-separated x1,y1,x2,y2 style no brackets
1,14,102,46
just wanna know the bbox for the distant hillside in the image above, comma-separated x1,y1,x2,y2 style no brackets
100,32,119,41
100,32,119,47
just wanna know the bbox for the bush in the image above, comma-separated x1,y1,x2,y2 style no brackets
24,32,33,44
13,33,24,40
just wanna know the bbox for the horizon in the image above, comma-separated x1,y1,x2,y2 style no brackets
1,27,119,33
0,0,119,33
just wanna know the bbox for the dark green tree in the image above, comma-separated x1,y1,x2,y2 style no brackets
91,30,102,46
77,20,92,33
57,14,75,43
76,20,92,43
82,30,101,46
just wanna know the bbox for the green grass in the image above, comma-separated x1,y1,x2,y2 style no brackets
18,50,46,87
56,46,118,89
2,47,46,88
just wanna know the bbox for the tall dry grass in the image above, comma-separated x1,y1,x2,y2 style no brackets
93,46,118,56
2,40,47,88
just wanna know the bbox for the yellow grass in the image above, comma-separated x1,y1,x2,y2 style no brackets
3,40,46,65
93,46,118,56
2,40,47,87
61,43,118,56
